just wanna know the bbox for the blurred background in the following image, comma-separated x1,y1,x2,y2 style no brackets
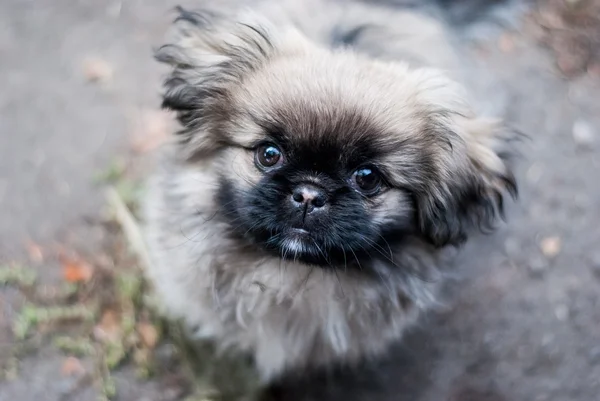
1,1,599,400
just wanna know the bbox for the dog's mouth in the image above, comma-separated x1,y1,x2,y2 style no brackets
288,227,310,235
247,225,374,268
263,227,331,265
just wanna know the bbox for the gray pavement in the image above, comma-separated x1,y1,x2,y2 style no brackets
1,1,600,400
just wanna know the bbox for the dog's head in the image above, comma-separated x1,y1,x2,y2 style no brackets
155,7,519,267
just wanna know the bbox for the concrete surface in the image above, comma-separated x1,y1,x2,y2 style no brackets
1,1,599,401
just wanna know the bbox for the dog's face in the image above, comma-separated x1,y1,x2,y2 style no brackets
156,8,518,267
216,100,416,266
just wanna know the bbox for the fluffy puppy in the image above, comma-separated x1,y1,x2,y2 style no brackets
143,0,519,382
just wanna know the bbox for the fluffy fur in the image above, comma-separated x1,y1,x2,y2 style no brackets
143,0,519,382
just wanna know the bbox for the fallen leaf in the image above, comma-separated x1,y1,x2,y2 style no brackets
82,57,113,83
61,356,85,377
536,9,565,29
93,310,122,343
588,62,600,79
498,33,515,53
93,158,127,184
557,52,588,76
540,236,561,258
60,253,94,283
26,241,44,263
0,265,36,287
137,322,159,349
129,109,172,154
550,33,591,77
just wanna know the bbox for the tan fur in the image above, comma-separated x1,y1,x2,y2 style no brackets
143,0,519,382
145,152,443,379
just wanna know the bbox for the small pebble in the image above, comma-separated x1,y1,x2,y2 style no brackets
554,304,569,321
541,333,554,347
526,163,544,184
572,119,595,149
163,386,186,401
540,236,561,259
588,62,600,79
57,377,79,397
589,346,600,365
528,255,548,278
154,343,177,365
61,356,85,377
498,33,515,53
82,57,113,83
504,237,521,257
106,1,122,18
589,252,600,279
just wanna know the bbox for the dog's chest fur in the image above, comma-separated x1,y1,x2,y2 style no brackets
143,156,443,380
141,0,485,381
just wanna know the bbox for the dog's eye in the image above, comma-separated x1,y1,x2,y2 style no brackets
352,167,382,195
256,144,283,169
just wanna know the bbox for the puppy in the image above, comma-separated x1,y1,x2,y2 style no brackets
143,0,519,383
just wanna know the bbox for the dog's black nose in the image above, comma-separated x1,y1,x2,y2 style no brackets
291,185,327,212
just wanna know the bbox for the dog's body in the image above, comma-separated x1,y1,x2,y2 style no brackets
144,0,519,382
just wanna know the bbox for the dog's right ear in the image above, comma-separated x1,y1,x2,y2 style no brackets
155,7,279,157
415,116,521,248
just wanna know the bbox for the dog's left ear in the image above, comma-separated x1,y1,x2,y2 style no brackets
416,116,520,247
154,7,287,158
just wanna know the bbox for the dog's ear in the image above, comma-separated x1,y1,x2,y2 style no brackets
416,116,520,247
154,7,280,157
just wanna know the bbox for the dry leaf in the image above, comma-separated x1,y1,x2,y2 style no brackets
540,236,562,258
556,52,588,76
60,253,94,283
537,9,564,29
61,356,85,377
26,240,44,263
498,33,515,53
93,310,122,343
588,62,600,79
129,109,172,154
137,322,159,349
82,57,113,83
